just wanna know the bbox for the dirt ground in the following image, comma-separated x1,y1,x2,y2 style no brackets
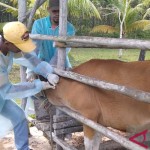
0,126,127,150
0,127,52,150
0,127,85,150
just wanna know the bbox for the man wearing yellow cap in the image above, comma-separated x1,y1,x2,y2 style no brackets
0,21,59,150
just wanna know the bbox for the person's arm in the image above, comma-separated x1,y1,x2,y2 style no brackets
25,20,44,80
14,51,59,86
0,68,43,100
14,52,52,78
1,79,43,100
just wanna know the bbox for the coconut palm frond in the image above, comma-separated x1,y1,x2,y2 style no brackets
0,2,17,11
127,20,150,32
68,0,100,19
90,25,118,34
125,7,138,26
125,2,145,27
143,8,150,19
142,0,150,6
134,5,144,13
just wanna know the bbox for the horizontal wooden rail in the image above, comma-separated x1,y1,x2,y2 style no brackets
30,34,150,49
54,68,150,103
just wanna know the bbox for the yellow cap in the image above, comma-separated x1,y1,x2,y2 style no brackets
3,22,36,53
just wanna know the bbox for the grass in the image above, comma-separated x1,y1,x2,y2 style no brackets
0,22,7,32
70,48,150,66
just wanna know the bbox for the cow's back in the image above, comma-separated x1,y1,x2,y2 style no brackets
73,59,150,91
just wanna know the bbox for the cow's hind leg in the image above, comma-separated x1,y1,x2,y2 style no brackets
84,125,102,150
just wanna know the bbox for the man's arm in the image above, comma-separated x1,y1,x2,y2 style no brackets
14,51,59,86
0,79,43,100
14,52,53,78
0,68,43,100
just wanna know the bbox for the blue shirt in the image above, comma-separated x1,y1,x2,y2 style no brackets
31,16,75,68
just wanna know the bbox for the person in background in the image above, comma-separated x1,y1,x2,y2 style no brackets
29,0,75,77
0,21,59,150
28,0,75,139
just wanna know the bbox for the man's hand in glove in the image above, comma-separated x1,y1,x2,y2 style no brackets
47,74,59,86
42,81,55,90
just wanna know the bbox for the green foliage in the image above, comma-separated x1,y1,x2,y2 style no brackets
0,22,7,32
68,0,100,19
75,26,91,36
89,0,150,39
1,0,100,21
69,48,150,66
89,31,119,38
127,29,150,39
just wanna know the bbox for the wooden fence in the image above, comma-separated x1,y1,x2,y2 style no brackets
30,34,150,150
14,0,150,149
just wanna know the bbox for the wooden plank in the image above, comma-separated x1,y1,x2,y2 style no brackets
58,106,145,150
54,126,83,136
56,0,68,149
30,34,150,50
53,115,73,123
28,118,51,132
35,122,51,131
57,0,68,69
33,98,50,121
53,119,81,130
45,132,78,150
18,0,27,111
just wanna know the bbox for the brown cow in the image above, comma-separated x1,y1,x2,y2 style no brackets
45,59,150,150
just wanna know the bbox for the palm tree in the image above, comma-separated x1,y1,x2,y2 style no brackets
0,0,100,20
68,0,100,19
90,0,150,57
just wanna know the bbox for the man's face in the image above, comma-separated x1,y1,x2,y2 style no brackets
48,7,59,25
1,31,29,54
0,40,21,55
5,42,21,53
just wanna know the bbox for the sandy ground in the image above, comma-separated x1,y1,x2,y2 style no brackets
0,127,52,150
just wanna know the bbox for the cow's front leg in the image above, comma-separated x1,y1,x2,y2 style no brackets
84,125,102,150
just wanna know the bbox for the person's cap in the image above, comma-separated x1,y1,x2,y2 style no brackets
49,0,59,9
3,22,36,53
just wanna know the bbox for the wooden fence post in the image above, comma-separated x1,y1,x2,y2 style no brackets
18,0,27,111
56,0,68,149
138,49,146,61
